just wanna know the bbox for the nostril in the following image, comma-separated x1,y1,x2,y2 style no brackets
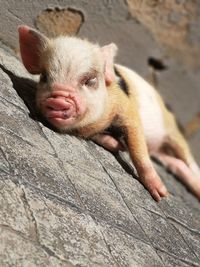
46,105,69,112
45,103,70,112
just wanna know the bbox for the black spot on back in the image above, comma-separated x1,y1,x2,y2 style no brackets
114,67,129,96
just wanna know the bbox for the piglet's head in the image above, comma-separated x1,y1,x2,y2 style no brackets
18,25,117,131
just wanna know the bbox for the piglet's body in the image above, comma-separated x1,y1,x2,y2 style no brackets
18,25,200,202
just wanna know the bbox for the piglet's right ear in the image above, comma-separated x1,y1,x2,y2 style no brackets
18,25,49,74
101,43,118,86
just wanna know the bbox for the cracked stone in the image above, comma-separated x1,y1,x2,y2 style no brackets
0,129,78,206
64,162,148,243
0,227,74,267
101,224,165,267
19,187,117,266
157,251,199,267
171,221,200,262
0,179,35,237
132,205,199,264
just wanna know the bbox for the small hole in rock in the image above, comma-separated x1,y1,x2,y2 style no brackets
148,57,168,71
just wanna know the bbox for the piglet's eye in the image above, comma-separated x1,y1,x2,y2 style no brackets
40,71,48,83
85,77,97,88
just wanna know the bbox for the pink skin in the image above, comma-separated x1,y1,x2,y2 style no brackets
39,83,87,129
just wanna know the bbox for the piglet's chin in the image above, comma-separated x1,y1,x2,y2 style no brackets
47,117,77,129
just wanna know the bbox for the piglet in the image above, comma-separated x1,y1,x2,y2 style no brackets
18,25,200,202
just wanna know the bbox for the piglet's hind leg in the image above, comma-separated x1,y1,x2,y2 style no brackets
154,153,200,199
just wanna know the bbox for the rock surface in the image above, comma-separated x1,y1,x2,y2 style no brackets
1,40,200,266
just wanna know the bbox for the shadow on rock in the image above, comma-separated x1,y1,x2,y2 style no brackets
0,64,57,131
0,64,37,117
114,152,138,179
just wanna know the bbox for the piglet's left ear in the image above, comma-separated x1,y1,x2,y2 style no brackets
101,43,118,86
18,25,49,74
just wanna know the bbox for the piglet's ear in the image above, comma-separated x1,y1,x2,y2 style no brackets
18,25,49,74
101,43,118,86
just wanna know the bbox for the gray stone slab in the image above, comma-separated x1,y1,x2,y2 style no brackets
0,31,200,267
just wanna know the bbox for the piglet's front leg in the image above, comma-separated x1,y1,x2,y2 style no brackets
92,133,126,153
123,115,168,202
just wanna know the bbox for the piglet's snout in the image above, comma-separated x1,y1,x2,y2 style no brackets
44,95,76,120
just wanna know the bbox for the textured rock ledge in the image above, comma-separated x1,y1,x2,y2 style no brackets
0,47,200,267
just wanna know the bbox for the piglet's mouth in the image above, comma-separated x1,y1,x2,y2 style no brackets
42,93,78,126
